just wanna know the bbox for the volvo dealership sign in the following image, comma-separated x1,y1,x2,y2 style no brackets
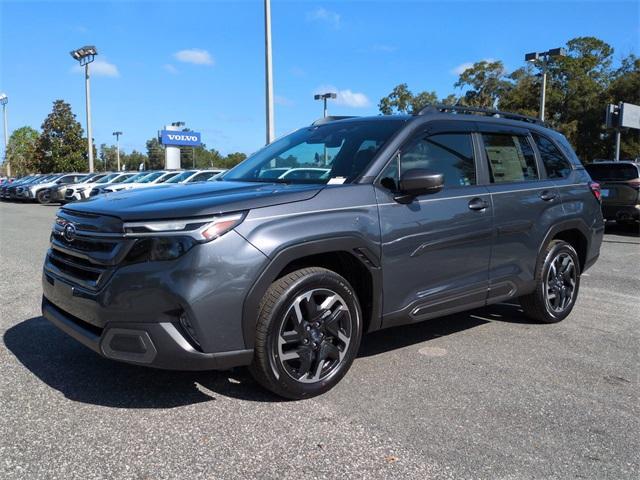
160,130,202,147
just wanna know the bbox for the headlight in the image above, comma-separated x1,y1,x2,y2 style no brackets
122,213,246,263
123,212,246,242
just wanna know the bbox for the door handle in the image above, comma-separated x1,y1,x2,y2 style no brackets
539,190,557,201
468,197,489,211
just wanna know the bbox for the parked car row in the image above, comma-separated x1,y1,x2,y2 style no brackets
1,169,227,204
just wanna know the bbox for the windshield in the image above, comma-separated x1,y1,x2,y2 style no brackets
156,172,180,183
585,163,639,181
112,174,134,183
222,119,405,184
96,173,119,184
165,171,197,183
122,172,151,183
139,172,164,183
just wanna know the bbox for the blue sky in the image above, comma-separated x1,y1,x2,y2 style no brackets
1,0,638,156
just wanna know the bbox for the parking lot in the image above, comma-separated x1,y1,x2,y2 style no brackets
0,201,638,479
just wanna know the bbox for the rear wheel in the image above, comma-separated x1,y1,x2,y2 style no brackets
520,240,580,323
249,267,362,399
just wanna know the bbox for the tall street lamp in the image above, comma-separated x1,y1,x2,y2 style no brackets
314,92,337,118
70,45,98,172
112,131,123,171
264,0,275,144
0,93,8,177
525,47,565,122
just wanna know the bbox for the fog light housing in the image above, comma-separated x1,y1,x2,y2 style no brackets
179,312,201,349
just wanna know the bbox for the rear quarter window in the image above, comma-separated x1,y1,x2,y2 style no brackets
532,133,573,179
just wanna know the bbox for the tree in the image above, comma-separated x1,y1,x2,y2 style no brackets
145,137,165,170
99,144,118,171
454,60,510,108
379,84,440,114
222,152,247,169
35,100,88,172
125,150,148,171
6,126,39,175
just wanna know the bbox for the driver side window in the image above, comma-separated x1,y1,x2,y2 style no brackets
380,133,476,191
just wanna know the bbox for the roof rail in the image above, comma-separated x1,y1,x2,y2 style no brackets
311,115,357,126
417,104,544,125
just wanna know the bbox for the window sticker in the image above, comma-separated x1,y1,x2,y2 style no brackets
327,177,347,185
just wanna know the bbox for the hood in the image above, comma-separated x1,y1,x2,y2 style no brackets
63,180,323,221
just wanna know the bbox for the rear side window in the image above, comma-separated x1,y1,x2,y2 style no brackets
482,134,538,183
532,133,572,178
585,164,640,181
397,133,476,188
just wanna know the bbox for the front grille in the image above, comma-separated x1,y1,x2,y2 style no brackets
46,210,133,290
49,250,104,283
53,233,117,253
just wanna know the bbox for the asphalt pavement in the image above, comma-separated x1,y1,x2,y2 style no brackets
1,201,638,480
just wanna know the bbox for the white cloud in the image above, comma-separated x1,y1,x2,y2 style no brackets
336,89,370,108
451,58,496,75
72,59,119,77
163,64,178,74
314,85,370,108
307,7,341,28
275,95,294,107
174,48,214,66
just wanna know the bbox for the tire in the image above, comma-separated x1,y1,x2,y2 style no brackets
36,189,51,204
249,267,363,399
520,240,581,323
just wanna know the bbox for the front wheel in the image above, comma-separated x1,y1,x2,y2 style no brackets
249,267,363,399
520,240,581,323
36,189,51,204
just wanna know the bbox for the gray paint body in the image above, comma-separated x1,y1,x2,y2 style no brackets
41,114,604,370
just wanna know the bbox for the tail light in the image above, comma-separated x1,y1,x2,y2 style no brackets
628,179,640,190
589,181,601,202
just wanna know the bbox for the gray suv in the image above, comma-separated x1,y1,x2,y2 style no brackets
41,106,604,399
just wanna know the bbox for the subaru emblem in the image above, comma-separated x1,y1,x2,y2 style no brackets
63,223,77,242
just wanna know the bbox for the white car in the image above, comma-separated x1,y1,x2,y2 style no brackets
89,172,138,197
100,171,156,193
278,168,330,181
102,171,181,192
166,169,226,184
65,172,119,201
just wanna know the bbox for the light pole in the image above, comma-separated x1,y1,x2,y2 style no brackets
70,45,98,172
0,93,8,177
314,92,337,118
264,0,275,144
525,48,565,122
112,131,122,171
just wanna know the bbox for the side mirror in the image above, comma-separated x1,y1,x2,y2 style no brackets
395,169,444,203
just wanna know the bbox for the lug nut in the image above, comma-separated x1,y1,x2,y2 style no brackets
306,325,311,331
303,339,309,344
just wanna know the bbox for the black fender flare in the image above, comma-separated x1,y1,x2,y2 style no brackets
537,218,591,271
241,236,382,349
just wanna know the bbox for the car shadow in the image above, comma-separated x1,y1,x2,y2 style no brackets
5,303,533,408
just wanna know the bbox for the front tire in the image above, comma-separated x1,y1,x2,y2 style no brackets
36,189,51,204
520,240,580,323
249,267,363,399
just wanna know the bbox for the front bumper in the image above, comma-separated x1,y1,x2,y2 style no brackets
41,229,269,370
42,296,253,370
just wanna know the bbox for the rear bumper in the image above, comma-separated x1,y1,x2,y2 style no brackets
602,204,640,221
42,296,254,370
